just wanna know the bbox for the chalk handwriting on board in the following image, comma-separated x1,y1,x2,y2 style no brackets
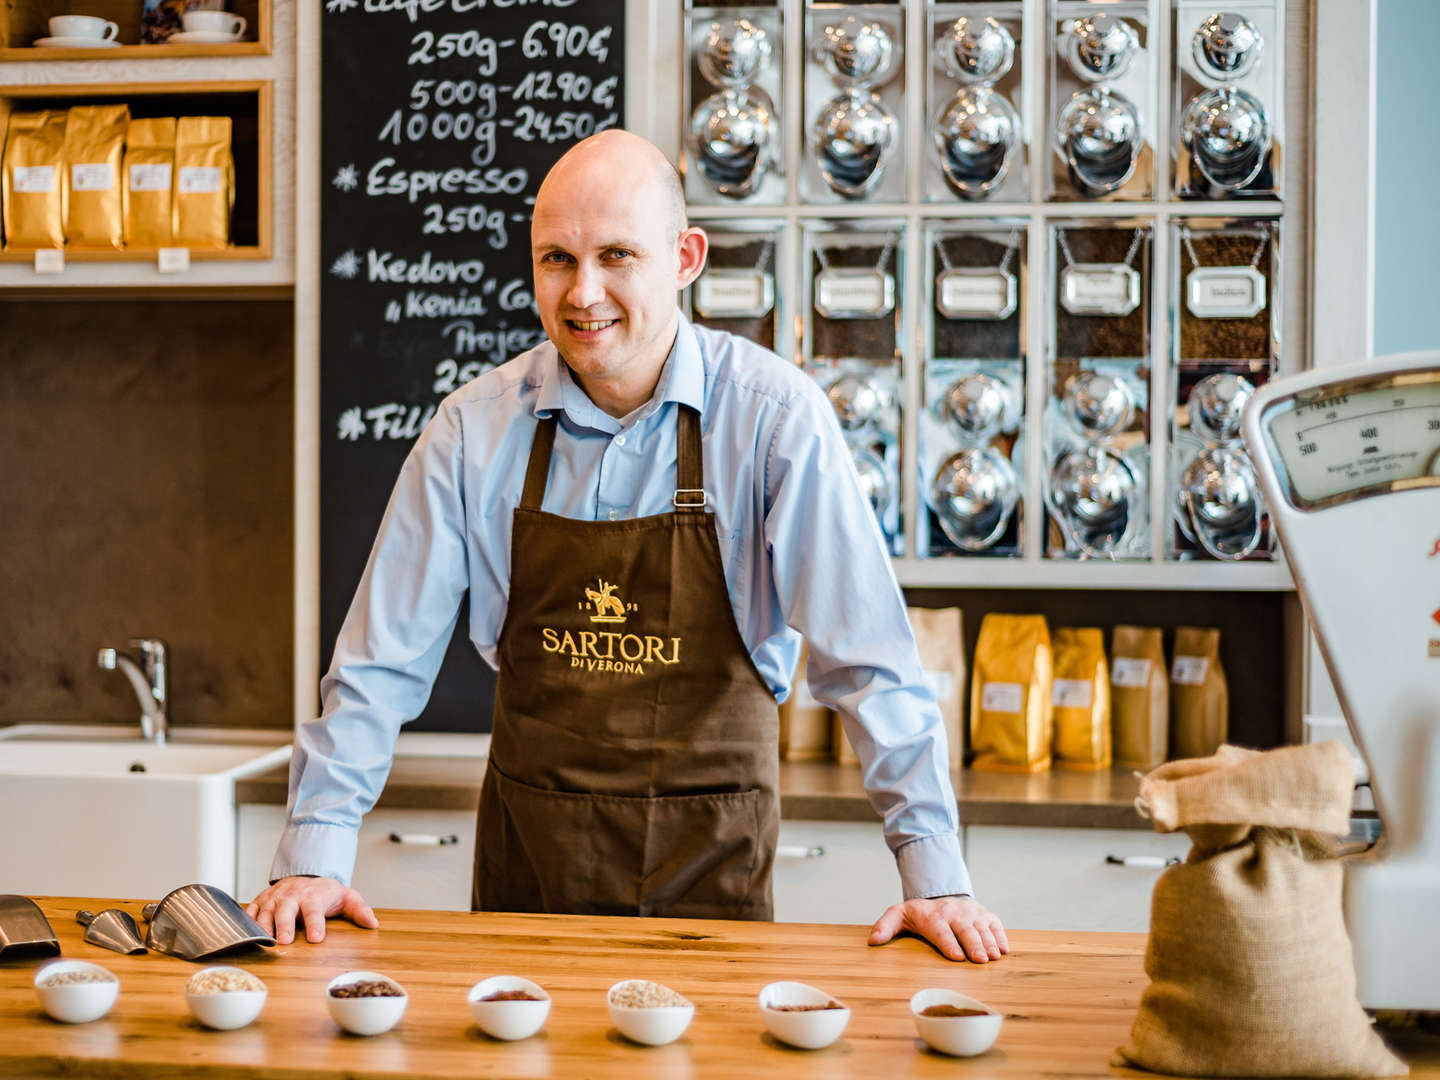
320,0,624,731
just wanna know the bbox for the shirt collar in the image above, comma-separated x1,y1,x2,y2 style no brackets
532,309,705,428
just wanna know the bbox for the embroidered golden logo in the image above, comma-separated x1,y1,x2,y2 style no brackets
538,578,681,676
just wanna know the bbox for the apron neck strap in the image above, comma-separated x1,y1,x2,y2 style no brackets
520,405,707,512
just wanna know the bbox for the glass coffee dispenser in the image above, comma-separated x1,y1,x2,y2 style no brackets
920,222,1026,557
1044,221,1153,559
688,224,783,353
1169,218,1279,559
803,223,905,555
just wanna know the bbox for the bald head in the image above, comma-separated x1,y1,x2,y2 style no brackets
536,130,688,243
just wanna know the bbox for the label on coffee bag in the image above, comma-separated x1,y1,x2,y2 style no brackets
1052,678,1094,708
13,165,55,193
1171,655,1210,685
71,163,114,192
1111,657,1153,688
178,166,223,194
130,163,173,192
922,670,956,702
980,681,1023,714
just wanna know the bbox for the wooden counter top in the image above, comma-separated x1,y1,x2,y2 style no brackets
3,899,1434,1079
236,758,1151,830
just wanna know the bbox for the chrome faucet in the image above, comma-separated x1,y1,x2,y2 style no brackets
97,639,169,744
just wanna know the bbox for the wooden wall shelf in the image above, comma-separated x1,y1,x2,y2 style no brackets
0,0,270,55
0,42,268,61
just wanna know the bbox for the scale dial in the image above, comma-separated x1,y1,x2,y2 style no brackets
1262,370,1440,509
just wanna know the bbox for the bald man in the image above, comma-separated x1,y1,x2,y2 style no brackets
250,131,1008,964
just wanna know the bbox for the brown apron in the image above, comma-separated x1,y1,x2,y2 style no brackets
473,404,780,919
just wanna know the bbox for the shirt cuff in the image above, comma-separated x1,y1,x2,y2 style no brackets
269,823,360,887
895,830,973,901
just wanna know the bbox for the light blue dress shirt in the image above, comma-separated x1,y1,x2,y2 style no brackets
273,311,973,901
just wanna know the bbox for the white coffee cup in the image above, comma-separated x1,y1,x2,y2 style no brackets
181,10,246,35
48,15,119,40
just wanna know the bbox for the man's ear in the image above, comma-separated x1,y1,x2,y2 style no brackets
675,226,709,290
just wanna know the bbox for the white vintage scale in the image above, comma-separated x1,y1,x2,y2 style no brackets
1242,350,1440,1010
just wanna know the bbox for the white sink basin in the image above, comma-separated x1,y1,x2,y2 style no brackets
0,726,290,900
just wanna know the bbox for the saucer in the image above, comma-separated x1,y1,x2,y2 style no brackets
33,36,121,48
166,30,243,43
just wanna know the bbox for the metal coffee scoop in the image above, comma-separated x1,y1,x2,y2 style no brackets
76,908,147,955
0,895,60,959
142,883,275,961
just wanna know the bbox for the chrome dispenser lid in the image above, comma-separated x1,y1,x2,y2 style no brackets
935,16,1015,85
1065,14,1139,83
812,90,897,199
943,373,1011,442
1182,86,1270,191
690,88,776,198
827,372,884,432
1049,447,1136,555
815,15,898,89
931,447,1018,551
1192,12,1263,81
932,87,1021,198
697,17,773,88
1187,373,1255,444
1062,371,1136,440
1058,87,1142,195
1180,446,1263,559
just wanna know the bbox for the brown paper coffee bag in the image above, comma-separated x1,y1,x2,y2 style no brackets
63,104,129,250
124,117,176,248
909,606,965,770
1051,627,1110,770
969,614,1052,772
1169,626,1228,760
3,111,66,250
1111,625,1168,769
1115,742,1407,1077
174,116,233,248
779,639,832,762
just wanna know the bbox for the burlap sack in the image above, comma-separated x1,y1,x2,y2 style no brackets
1115,742,1407,1077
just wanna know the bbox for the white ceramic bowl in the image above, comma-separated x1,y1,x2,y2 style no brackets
757,981,851,1050
468,975,551,1041
34,960,119,1023
909,988,1003,1056
606,980,694,1046
325,971,408,1036
184,966,267,1030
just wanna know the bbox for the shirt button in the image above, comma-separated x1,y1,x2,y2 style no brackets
615,433,627,447
608,509,619,521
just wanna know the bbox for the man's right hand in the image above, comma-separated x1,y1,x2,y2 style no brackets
245,876,379,945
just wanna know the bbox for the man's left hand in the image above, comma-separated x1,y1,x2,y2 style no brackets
868,896,1009,963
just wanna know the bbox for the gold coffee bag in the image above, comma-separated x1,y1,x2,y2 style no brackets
779,640,832,762
1110,625,1168,769
174,116,233,248
1169,626,1228,760
124,117,176,248
1051,627,1111,770
969,614,1052,773
3,111,66,250
908,606,965,770
63,104,129,250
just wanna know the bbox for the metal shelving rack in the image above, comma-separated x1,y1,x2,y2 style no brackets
673,0,1301,591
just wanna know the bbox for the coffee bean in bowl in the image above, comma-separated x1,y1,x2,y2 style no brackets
325,971,408,1036
185,966,267,1030
606,979,694,1046
909,988,1002,1057
757,981,851,1049
468,975,551,1041
34,961,119,1024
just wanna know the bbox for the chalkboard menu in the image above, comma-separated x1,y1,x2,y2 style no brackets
320,1,627,732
